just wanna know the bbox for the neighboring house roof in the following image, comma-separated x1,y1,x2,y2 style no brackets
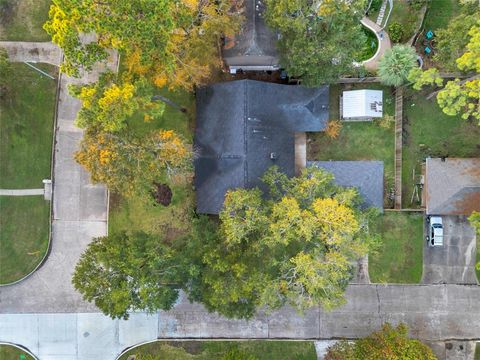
307,161,384,211
195,80,330,214
342,89,383,119
223,0,279,71
425,158,480,215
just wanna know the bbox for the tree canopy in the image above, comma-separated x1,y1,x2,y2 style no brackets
264,0,367,85
324,323,437,360
43,0,240,89
187,166,379,319
378,45,417,87
409,19,480,125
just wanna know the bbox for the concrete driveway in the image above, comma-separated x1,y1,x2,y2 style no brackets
422,215,478,284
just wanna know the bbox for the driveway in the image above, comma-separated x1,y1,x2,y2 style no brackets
422,215,478,284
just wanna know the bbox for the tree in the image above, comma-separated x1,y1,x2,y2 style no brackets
75,128,192,198
378,45,417,87
264,0,367,85
187,167,379,319
43,0,240,89
407,68,443,90
324,323,437,360
433,11,479,72
72,232,184,319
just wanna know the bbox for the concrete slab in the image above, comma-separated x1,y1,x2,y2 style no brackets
38,314,77,357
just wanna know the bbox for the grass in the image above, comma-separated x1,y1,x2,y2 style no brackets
369,212,424,283
308,84,395,208
0,197,50,284
0,0,52,41
119,341,317,360
0,63,57,188
109,86,195,238
402,88,480,209
0,63,56,284
423,0,461,32
388,0,424,43
475,342,480,360
0,345,34,360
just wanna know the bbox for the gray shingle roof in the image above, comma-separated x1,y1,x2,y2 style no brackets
307,161,384,211
195,80,329,214
425,158,480,215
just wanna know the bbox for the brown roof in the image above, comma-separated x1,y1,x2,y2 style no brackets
425,158,480,215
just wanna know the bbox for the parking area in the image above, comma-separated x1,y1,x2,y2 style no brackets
422,215,478,284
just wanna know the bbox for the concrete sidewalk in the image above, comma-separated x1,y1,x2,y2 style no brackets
0,41,62,65
1,285,479,360
0,189,44,195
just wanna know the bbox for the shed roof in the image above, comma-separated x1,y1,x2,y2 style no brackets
425,158,480,215
342,89,383,119
223,0,279,70
307,161,384,211
195,80,329,214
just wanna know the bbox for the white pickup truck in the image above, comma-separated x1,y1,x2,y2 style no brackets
426,216,444,247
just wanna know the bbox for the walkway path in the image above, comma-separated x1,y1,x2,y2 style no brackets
361,17,392,72
0,189,43,195
0,46,115,310
0,41,62,65
1,285,479,360
394,87,403,209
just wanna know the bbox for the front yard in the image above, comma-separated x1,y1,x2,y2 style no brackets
119,340,317,360
402,88,480,209
308,83,395,208
108,86,195,240
0,63,57,284
0,0,52,41
369,211,424,283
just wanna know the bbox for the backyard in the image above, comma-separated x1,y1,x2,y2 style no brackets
0,344,34,360
402,88,480,209
308,83,395,208
423,0,462,32
369,211,424,284
0,0,52,41
119,341,317,360
108,86,195,239
0,63,57,284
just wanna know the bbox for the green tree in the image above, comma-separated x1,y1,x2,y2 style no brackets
187,167,379,319
325,323,437,360
72,232,184,319
264,0,367,85
407,68,443,90
43,0,240,89
378,45,417,87
75,128,192,198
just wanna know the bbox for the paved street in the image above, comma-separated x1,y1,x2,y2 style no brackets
1,285,480,360
422,216,478,284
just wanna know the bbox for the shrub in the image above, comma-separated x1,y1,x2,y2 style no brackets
369,0,383,13
408,0,427,10
388,22,404,43
376,114,395,129
325,120,343,139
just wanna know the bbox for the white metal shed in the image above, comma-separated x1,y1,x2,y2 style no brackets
342,89,383,120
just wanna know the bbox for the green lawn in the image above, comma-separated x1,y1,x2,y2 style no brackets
0,345,35,360
119,341,317,360
423,0,461,32
369,212,424,283
0,197,50,284
308,84,395,208
388,0,424,43
0,0,52,41
402,88,480,209
0,63,57,188
475,342,480,360
109,86,195,238
0,63,56,284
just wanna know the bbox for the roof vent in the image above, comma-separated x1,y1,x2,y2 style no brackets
270,152,277,160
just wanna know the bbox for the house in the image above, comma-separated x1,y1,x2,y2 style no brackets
341,89,383,120
223,0,279,73
194,80,329,214
425,158,480,215
308,161,384,211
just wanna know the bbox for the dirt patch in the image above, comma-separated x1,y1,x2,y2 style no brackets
151,183,172,206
